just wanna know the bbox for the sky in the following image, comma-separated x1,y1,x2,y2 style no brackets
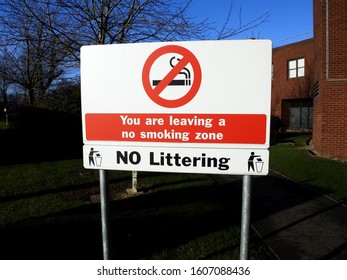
189,0,313,46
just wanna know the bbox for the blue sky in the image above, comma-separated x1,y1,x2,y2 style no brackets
189,0,313,46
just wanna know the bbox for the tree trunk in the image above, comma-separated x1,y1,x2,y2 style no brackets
132,170,137,193
28,88,35,106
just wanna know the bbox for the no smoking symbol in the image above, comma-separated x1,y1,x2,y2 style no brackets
142,45,202,108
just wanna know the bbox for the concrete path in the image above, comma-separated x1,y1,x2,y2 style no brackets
213,171,347,259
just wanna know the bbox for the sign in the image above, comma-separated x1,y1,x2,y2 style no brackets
83,145,269,175
142,45,201,108
81,40,272,175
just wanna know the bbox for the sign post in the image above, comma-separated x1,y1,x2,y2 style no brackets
240,175,252,260
81,40,272,259
99,169,111,260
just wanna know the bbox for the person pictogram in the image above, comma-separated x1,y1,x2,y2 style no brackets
248,152,261,171
89,147,99,166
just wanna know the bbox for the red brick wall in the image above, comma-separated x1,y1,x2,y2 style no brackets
313,0,347,160
312,0,325,155
314,82,347,159
326,0,347,79
271,39,315,120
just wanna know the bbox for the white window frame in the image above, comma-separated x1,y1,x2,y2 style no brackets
288,58,305,79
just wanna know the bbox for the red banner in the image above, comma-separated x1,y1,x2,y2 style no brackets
85,113,267,144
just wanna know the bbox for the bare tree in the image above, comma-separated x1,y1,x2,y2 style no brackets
0,55,11,105
216,3,270,40
0,0,70,105
22,0,269,61
0,0,270,105
21,0,210,62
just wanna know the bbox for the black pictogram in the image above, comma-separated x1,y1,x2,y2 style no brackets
248,152,263,172
89,147,102,167
152,57,191,86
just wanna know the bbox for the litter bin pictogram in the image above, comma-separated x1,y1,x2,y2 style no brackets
255,158,264,172
95,154,102,167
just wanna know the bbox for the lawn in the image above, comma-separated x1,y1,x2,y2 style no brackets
0,120,10,130
0,159,273,260
1,127,346,260
270,133,347,203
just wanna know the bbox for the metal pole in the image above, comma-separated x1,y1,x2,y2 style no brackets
240,175,252,260
132,170,138,193
99,169,111,260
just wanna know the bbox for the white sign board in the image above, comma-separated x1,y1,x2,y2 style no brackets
81,40,272,174
83,146,269,175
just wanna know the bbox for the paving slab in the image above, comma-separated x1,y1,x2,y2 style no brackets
213,171,347,259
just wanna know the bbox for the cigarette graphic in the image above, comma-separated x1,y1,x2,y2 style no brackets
152,56,191,86
152,79,190,86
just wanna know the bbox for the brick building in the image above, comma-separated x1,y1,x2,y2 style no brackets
271,0,347,161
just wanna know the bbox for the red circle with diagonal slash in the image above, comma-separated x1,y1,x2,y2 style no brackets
142,45,202,108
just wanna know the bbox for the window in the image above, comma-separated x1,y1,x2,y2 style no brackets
282,99,313,130
288,58,305,79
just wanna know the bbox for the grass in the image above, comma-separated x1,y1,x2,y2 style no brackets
0,160,97,226
0,120,11,130
1,132,346,259
0,159,274,260
270,133,347,203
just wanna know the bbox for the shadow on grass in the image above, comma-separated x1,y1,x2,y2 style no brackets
1,171,336,260
0,177,245,260
0,172,133,204
274,132,312,146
